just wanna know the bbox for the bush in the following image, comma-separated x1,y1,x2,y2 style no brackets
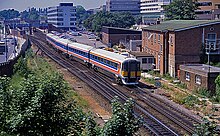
182,95,199,108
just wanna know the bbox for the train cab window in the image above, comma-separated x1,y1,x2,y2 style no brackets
122,62,128,71
130,62,137,71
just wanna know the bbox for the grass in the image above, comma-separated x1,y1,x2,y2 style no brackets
67,91,89,108
145,77,156,85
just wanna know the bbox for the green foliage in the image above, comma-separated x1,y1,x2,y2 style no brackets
214,75,220,102
102,98,141,136
164,0,198,20
175,82,187,89
76,5,89,25
0,72,86,136
182,95,199,108
193,117,219,136
195,88,211,98
85,114,100,136
0,9,20,19
20,8,39,20
13,56,29,77
145,77,156,85
84,11,135,32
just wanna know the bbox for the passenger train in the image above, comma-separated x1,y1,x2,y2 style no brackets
46,33,141,85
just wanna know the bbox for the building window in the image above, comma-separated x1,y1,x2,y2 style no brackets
142,58,147,64
158,34,160,43
185,72,190,81
148,58,154,64
169,35,173,45
195,75,201,85
207,33,217,50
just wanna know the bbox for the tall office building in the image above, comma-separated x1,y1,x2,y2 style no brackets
140,0,172,24
106,0,140,15
47,3,77,31
195,0,220,20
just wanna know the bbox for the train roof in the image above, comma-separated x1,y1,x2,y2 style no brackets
91,49,134,63
47,33,138,63
47,33,93,51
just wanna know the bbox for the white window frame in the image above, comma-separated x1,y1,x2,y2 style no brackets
195,75,201,85
185,72,190,81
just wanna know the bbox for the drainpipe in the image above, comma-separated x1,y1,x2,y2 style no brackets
164,30,168,74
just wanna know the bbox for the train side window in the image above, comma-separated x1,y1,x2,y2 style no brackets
95,56,97,60
104,59,107,64
109,61,112,66
107,60,110,65
98,57,100,61
101,58,103,62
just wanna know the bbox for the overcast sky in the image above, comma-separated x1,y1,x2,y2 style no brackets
0,0,106,11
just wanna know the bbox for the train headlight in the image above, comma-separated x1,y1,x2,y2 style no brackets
137,71,141,77
121,71,128,77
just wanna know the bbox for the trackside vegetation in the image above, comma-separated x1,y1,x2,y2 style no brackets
0,49,141,135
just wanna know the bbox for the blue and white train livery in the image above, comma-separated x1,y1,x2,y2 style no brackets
46,33,141,85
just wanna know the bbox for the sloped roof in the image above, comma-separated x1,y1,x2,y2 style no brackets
142,20,220,32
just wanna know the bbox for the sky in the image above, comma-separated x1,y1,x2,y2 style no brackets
0,0,106,11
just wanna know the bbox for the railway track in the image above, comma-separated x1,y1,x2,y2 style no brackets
29,31,200,135
29,34,179,135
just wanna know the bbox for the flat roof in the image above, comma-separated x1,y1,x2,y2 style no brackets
180,64,220,73
142,20,220,32
129,51,153,57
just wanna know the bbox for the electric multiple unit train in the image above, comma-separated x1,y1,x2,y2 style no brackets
46,33,141,85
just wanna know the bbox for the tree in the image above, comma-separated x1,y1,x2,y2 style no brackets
0,72,86,136
0,9,20,20
76,5,89,25
102,98,141,136
83,11,135,32
164,0,198,20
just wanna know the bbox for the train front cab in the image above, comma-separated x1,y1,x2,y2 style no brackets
121,59,141,85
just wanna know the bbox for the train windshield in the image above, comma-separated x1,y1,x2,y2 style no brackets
122,60,140,71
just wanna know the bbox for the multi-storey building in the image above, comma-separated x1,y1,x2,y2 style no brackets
140,0,172,24
142,20,220,77
106,0,140,15
47,3,76,31
195,0,220,20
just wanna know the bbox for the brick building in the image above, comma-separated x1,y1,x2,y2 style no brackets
179,64,220,93
102,26,142,47
142,20,220,76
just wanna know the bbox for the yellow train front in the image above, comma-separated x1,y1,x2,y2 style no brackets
120,58,141,85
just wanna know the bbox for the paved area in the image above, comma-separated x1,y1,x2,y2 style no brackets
0,36,25,63
69,34,108,48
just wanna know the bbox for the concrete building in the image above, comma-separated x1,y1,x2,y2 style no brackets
179,64,220,93
142,20,220,77
130,51,154,71
102,26,142,48
106,0,140,15
195,0,220,20
47,3,77,31
140,0,172,24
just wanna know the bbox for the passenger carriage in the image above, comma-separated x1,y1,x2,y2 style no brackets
46,33,141,85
